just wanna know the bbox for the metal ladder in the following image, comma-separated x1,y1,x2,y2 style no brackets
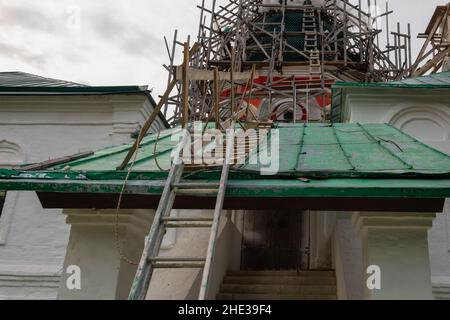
128,126,235,300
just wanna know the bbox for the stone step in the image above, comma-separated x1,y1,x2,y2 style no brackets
220,284,337,295
217,293,337,300
226,270,336,277
223,276,336,286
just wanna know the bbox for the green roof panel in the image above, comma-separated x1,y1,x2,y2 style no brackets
1,123,450,198
334,71,450,89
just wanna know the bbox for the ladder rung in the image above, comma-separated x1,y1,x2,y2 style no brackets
165,221,213,228
173,182,219,190
176,189,218,196
161,217,213,222
149,257,206,269
152,262,205,269
149,257,206,262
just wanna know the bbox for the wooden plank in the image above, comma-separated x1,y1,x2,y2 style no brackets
412,47,450,77
18,151,94,171
175,67,257,81
231,48,236,117
214,68,220,129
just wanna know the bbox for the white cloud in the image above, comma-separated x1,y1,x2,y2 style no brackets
0,0,444,99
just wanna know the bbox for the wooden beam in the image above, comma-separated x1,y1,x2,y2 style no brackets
117,79,177,170
18,151,94,171
247,64,256,121
182,42,190,128
117,43,201,170
230,48,236,118
175,67,257,81
412,47,450,77
214,67,220,130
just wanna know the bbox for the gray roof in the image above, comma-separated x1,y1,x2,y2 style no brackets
0,71,87,88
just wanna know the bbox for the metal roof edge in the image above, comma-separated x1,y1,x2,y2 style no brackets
0,85,149,95
1,178,450,199
332,82,450,90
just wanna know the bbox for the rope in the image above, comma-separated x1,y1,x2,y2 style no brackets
153,128,168,172
114,127,149,266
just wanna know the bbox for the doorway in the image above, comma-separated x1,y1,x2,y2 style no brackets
240,210,310,270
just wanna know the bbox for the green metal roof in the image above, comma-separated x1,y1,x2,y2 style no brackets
0,71,150,95
3,123,449,178
1,123,450,198
0,85,150,96
334,71,450,89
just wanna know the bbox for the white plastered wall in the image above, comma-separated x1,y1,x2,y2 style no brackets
341,87,450,299
0,93,163,300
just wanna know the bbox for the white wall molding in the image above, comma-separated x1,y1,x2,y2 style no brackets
432,276,450,300
0,265,61,300
383,103,450,135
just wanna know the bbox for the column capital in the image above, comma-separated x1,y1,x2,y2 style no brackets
351,212,436,300
58,209,153,299
352,212,436,237
63,209,152,235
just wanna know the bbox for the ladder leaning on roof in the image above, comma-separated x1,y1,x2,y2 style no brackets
128,123,236,300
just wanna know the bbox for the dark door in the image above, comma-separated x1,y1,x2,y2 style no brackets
241,210,309,270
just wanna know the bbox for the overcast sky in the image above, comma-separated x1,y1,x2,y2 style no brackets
0,0,445,98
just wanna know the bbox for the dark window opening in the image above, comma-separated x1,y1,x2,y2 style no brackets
0,191,6,217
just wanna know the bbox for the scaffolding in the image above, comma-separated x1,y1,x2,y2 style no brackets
405,3,450,78
124,0,418,299
158,0,411,127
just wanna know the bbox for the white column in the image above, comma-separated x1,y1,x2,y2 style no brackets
57,209,153,300
353,212,436,300
309,211,336,269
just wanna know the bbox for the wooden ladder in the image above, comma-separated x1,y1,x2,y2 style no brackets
303,7,318,52
128,126,236,300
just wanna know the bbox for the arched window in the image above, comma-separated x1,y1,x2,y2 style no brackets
384,104,450,154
